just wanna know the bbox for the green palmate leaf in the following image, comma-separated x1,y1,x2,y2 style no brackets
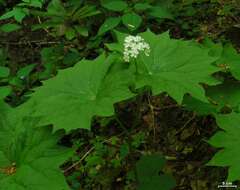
206,80,240,112
136,30,219,103
122,13,142,31
218,44,240,80
24,54,135,131
101,0,128,12
108,30,219,103
182,95,217,115
98,17,121,35
136,154,176,190
208,113,240,181
0,101,72,190
203,39,240,80
202,38,223,59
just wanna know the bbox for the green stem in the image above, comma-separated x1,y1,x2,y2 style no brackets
134,59,138,74
115,114,139,185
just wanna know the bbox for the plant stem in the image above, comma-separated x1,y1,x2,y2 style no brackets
115,114,140,185
134,59,138,74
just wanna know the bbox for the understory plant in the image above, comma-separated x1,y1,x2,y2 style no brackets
1,26,240,189
1,0,240,187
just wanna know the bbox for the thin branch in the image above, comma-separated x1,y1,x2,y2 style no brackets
175,113,196,135
0,40,61,45
63,146,94,174
63,132,125,174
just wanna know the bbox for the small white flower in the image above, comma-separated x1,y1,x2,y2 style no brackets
123,35,150,62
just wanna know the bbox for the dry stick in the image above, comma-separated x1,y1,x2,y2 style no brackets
0,41,61,45
37,16,50,34
147,94,156,142
63,133,125,174
64,146,94,174
175,112,196,136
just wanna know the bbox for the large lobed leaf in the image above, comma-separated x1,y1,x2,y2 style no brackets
182,95,217,115
208,113,240,181
24,54,135,132
206,80,240,112
0,101,72,190
109,30,219,104
203,39,240,80
136,154,176,190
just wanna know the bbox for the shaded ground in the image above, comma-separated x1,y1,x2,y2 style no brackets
60,94,231,190
142,96,227,190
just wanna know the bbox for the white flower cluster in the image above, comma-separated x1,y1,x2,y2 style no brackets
123,35,150,62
